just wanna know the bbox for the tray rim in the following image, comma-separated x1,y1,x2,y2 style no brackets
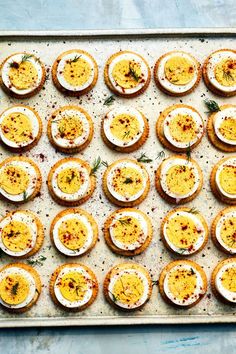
0,27,236,327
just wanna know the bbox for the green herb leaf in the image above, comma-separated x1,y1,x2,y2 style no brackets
101,161,109,168
137,153,153,163
204,99,221,113
190,267,195,275
69,54,81,63
186,143,191,162
108,290,118,302
90,156,102,176
129,63,140,81
187,207,199,215
156,151,165,159
223,70,235,82
11,282,19,296
123,177,133,184
152,280,159,286
27,255,47,267
21,54,33,62
118,218,130,226
123,130,130,139
23,190,27,201
104,95,115,106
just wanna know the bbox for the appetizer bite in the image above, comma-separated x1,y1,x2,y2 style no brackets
47,105,94,154
210,156,236,205
154,51,201,96
211,207,236,254
203,49,236,97
156,104,204,152
103,208,152,256
52,49,98,96
0,52,46,98
102,158,150,207
101,106,149,152
0,156,42,203
211,258,236,304
207,104,236,152
0,105,42,152
0,263,41,313
104,50,151,98
50,263,98,311
155,155,203,204
0,210,44,258
161,207,208,256
47,157,96,206
50,208,98,257
159,260,207,308
103,263,152,310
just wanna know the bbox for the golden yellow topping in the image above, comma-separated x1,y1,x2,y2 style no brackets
1,112,32,144
218,117,236,142
0,273,29,305
112,166,144,198
110,113,140,142
63,57,91,87
2,220,32,252
58,218,88,250
58,271,89,302
164,56,195,85
57,115,83,140
166,214,200,249
9,60,38,90
166,165,195,196
215,58,236,87
221,267,236,292
168,114,198,143
168,268,197,300
220,216,236,249
219,165,236,195
112,273,144,305
0,165,29,195
57,167,83,194
112,216,142,245
112,60,142,89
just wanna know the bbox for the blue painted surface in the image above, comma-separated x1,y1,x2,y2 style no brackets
1,0,236,353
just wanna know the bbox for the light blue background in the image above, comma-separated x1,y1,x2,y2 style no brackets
1,0,236,353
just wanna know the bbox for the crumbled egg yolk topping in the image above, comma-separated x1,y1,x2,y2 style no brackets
112,273,144,305
218,117,236,142
0,165,29,195
110,113,140,142
2,220,32,252
63,57,91,87
166,165,195,196
221,267,236,292
168,268,197,301
112,216,143,245
219,165,236,195
220,216,236,249
58,271,89,302
57,167,83,194
1,112,32,144
58,218,88,250
112,60,142,89
168,114,198,143
166,215,201,249
9,61,38,90
164,56,195,85
57,115,83,140
112,166,144,198
215,59,236,87
0,273,29,305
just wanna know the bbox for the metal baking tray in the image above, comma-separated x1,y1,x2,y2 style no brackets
0,28,235,327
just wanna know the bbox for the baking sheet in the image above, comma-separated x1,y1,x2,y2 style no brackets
0,29,235,327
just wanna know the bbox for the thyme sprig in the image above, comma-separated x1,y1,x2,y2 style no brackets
108,290,118,302
21,54,33,62
223,70,235,82
90,157,102,176
123,177,133,184
104,95,115,106
123,130,130,139
27,255,47,267
204,99,221,113
129,64,140,81
69,55,81,63
156,151,165,159
187,207,199,215
186,144,191,162
11,282,19,296
119,218,131,226
23,190,27,201
137,153,153,163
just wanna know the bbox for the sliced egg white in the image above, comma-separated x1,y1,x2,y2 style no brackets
0,106,40,148
163,211,206,255
163,107,203,149
108,52,148,95
215,262,236,303
215,210,236,254
213,107,236,145
108,268,149,309
109,210,148,251
163,264,204,306
0,266,36,309
215,157,236,199
56,52,95,91
103,106,145,148
54,265,93,308
1,53,43,95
